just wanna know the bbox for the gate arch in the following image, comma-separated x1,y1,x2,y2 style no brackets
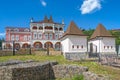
14,43,20,50
34,42,42,49
22,43,29,48
44,42,53,48
55,42,61,50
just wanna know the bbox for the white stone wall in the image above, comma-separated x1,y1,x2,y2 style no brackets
61,35,87,53
68,35,87,52
88,37,116,53
61,36,69,54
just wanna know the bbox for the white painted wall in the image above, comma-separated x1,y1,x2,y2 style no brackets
61,36,69,53
61,35,87,54
88,37,116,53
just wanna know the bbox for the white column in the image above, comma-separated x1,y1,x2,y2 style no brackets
43,23,45,33
58,25,60,32
37,24,39,32
53,24,55,33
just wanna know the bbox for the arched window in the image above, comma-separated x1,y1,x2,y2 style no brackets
39,26,43,30
72,45,74,49
14,28,19,32
45,26,53,29
111,46,113,49
81,45,83,49
77,45,79,49
59,27,63,31
49,26,53,29
104,46,106,49
32,26,37,30
107,46,109,49
55,27,58,31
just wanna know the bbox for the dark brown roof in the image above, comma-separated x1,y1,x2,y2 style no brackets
90,24,113,39
49,16,53,23
43,16,54,23
63,21,86,36
43,16,49,23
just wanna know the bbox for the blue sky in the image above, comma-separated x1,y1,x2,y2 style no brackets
0,0,120,38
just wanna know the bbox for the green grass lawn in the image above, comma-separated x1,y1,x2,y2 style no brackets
0,55,120,80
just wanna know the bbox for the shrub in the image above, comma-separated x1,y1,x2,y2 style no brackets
72,74,84,80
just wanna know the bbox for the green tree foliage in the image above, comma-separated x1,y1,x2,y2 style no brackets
72,74,84,80
110,30,120,45
83,28,95,40
82,28,120,45
0,38,5,48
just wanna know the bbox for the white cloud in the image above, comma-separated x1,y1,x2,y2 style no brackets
80,0,102,14
0,33,5,37
40,0,47,7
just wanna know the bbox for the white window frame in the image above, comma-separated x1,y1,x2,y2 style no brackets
45,34,48,40
28,36,31,40
38,33,42,39
24,35,27,41
16,35,19,41
49,34,52,40
34,33,37,39
11,35,14,41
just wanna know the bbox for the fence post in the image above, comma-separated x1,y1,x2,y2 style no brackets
13,41,15,56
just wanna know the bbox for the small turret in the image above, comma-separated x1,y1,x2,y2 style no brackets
44,15,48,23
62,19,64,24
49,16,53,23
30,17,34,22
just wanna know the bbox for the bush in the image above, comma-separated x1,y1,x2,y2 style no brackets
72,74,84,80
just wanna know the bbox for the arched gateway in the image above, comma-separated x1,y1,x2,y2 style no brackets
34,42,42,49
44,42,53,48
22,43,29,48
55,42,61,50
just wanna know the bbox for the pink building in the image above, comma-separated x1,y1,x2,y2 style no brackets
3,16,64,50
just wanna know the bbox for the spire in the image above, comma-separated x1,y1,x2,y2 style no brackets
90,23,113,39
44,15,48,23
62,19,64,24
49,15,53,23
30,17,33,22
64,21,85,36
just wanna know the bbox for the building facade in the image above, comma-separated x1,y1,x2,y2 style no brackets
3,16,64,50
61,21,88,60
88,24,116,54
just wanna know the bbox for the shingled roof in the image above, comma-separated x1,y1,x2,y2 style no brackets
90,24,113,39
63,21,86,37
43,16,54,23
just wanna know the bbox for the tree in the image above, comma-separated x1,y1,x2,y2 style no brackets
83,28,95,40
110,30,120,45
0,37,5,49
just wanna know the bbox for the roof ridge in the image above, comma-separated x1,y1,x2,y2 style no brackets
90,23,113,39
63,21,86,36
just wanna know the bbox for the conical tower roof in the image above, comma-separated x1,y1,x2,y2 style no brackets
43,15,48,23
63,21,86,36
90,24,113,39
49,16,53,23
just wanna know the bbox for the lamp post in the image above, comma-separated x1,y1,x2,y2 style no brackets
47,43,49,56
13,41,15,56
29,44,31,55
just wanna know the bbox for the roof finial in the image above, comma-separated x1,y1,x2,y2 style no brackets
30,17,34,22
49,15,53,23
62,19,64,24
44,15,48,22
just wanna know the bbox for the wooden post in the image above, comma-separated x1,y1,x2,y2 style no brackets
13,41,15,56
